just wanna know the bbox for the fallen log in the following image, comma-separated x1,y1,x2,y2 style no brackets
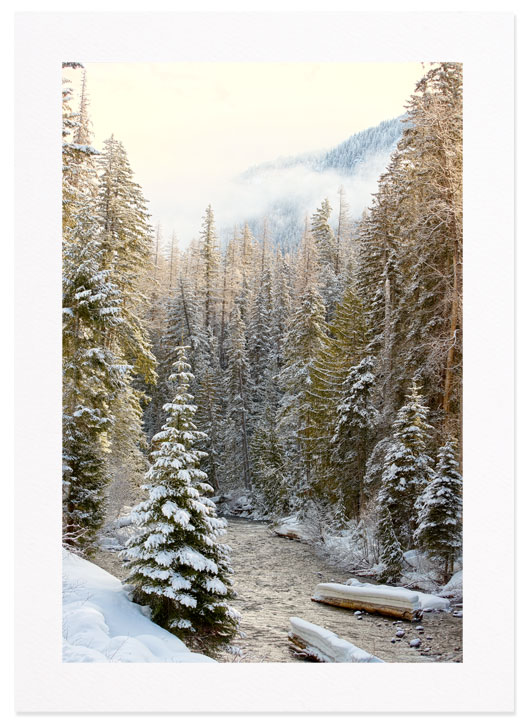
288,617,383,663
270,516,307,541
312,582,422,621
273,529,302,541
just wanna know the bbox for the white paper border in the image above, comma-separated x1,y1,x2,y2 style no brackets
14,11,514,713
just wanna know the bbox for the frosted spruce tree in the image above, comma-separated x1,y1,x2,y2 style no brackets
376,505,404,584
331,356,378,520
306,285,368,513
223,304,252,493
377,380,434,549
277,285,327,506
123,346,239,654
415,439,462,581
311,198,341,318
250,365,289,518
62,234,123,553
62,65,124,553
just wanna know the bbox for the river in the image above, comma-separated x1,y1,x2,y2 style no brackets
215,517,462,663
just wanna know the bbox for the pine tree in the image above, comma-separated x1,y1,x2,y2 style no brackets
237,223,257,320
396,63,463,437
331,356,378,519
250,361,289,517
94,135,157,498
311,198,337,270
294,217,319,295
306,284,369,508
96,135,157,383
164,275,205,358
62,65,124,552
199,205,220,335
354,161,404,427
193,331,224,493
377,380,434,548
415,439,462,581
62,63,99,228
218,230,243,368
277,285,327,505
376,505,404,584
336,185,353,277
311,198,341,317
246,266,274,413
123,347,239,653
271,250,292,369
251,405,289,518
223,305,252,492
62,235,124,552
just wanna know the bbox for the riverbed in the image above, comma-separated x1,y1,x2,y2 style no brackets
215,518,462,663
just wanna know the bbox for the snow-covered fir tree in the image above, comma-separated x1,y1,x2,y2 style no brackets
123,347,239,653
377,380,434,549
62,234,124,553
277,283,327,506
62,66,125,552
415,439,462,581
331,356,378,520
198,205,220,335
246,265,274,415
376,505,404,584
311,198,341,318
96,134,157,384
250,365,289,518
193,330,224,493
306,284,368,512
223,305,252,492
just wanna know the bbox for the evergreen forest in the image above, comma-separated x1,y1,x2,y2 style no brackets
62,61,463,656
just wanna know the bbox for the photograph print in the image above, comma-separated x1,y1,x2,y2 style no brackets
61,60,463,665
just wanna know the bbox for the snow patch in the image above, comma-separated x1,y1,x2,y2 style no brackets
439,570,463,600
62,548,214,663
271,516,308,541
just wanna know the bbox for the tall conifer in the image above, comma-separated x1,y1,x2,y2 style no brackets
124,347,239,653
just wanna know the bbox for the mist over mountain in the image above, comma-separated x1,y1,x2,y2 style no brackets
218,116,405,251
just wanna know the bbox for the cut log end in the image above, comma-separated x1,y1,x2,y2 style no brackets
288,634,325,662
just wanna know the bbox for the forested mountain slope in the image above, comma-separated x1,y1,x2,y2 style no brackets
233,117,404,251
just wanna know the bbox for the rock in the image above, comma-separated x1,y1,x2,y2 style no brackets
409,638,421,648
416,625,424,631
426,636,433,640
353,611,362,616
395,629,405,638
453,611,463,618
391,638,396,643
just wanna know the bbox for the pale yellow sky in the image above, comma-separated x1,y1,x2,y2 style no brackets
74,62,427,244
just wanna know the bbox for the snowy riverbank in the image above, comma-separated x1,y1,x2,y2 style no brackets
270,514,463,602
62,548,214,663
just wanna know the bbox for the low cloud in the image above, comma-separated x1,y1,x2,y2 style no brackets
147,150,393,248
